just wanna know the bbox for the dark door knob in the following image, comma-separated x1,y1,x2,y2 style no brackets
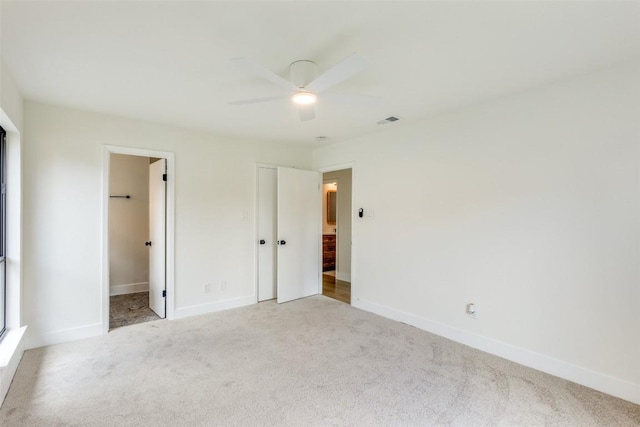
278,240,286,245
259,239,266,245
145,241,152,246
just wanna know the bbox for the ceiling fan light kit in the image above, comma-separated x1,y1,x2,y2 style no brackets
229,53,375,122
292,92,317,105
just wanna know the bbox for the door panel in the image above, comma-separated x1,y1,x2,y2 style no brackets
258,167,277,301
277,167,320,303
149,158,166,318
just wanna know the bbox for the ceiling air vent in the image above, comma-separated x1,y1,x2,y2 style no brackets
377,116,400,125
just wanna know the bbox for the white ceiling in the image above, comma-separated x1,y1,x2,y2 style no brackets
2,1,639,146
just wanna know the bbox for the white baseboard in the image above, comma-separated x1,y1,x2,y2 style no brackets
337,272,351,282
173,295,255,319
110,282,149,296
353,298,640,405
24,295,255,348
0,326,27,408
26,323,103,350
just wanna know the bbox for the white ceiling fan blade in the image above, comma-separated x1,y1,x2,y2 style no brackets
323,92,382,106
231,57,298,91
299,104,315,122
305,53,369,93
228,95,288,105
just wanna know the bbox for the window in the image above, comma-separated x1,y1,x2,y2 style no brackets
0,126,6,340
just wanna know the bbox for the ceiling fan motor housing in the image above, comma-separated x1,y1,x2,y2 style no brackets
290,60,318,89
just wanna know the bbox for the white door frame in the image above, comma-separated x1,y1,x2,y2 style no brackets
101,145,176,333
318,162,355,304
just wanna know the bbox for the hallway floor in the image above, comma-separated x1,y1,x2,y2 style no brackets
322,273,351,304
109,292,160,330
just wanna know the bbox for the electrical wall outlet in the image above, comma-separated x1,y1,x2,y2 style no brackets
219,280,227,291
204,283,211,293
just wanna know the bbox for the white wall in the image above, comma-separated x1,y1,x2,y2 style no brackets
323,169,352,281
1,61,23,133
313,61,640,404
108,154,149,295
23,102,312,347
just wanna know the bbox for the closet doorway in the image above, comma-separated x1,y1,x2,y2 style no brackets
102,146,175,333
107,154,165,329
256,165,321,303
321,168,352,304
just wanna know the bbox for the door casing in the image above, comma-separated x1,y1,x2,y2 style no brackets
101,145,176,333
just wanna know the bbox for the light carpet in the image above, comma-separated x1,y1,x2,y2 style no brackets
1,296,638,426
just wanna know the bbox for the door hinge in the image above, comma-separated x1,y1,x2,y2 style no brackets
162,173,167,182
162,290,167,298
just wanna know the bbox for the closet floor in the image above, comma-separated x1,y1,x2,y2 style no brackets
109,292,160,330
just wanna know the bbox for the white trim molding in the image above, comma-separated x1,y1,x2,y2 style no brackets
26,323,102,350
110,282,150,296
353,298,640,405
336,272,351,282
173,296,255,319
0,326,27,408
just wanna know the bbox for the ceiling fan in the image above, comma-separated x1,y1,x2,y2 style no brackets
228,53,376,121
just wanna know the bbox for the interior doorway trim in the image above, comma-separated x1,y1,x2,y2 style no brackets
318,162,355,303
101,145,176,333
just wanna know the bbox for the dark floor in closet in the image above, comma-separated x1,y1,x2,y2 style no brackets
109,292,160,330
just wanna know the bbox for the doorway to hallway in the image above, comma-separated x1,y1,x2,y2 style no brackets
322,273,351,304
321,168,352,304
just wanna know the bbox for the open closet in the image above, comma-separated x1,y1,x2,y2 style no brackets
108,154,166,329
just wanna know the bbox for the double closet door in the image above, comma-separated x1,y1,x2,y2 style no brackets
257,166,320,303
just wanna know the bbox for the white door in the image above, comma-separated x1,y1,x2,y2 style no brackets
257,167,277,301
277,167,320,303
149,158,166,318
